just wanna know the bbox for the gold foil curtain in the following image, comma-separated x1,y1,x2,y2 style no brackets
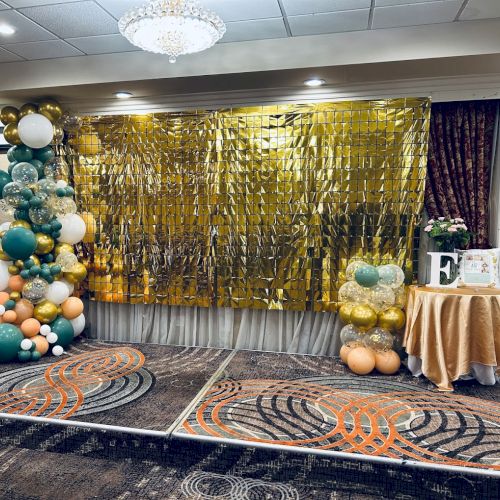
66,98,430,311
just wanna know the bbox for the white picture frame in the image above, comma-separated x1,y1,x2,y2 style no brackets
457,249,500,288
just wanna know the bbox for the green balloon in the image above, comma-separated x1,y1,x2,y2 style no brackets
33,147,54,164
354,265,380,288
18,350,32,363
7,146,16,162
0,324,24,362
50,317,74,348
12,145,33,162
8,161,18,175
1,227,37,260
30,159,45,179
0,171,12,198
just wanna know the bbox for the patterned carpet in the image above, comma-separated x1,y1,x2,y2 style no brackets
0,338,230,430
176,351,500,471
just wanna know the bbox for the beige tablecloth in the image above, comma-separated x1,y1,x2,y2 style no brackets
403,286,500,391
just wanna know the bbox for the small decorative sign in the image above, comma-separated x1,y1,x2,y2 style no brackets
457,249,500,288
427,252,459,288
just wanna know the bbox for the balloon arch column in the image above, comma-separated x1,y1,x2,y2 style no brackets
0,101,87,363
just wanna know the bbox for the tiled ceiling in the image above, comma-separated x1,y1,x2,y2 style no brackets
0,0,496,61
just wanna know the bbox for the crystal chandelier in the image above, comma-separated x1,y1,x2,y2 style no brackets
119,0,225,63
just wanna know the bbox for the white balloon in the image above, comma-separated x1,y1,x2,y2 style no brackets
45,280,70,304
59,279,74,296
57,213,86,244
0,221,11,233
46,332,58,344
40,324,51,336
18,113,54,149
70,313,85,337
21,339,33,351
0,305,5,315
52,345,64,356
0,261,12,291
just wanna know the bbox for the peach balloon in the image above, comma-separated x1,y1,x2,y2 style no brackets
347,347,376,375
61,297,84,320
8,275,25,292
374,350,401,375
2,310,17,323
31,335,49,356
20,318,41,338
14,299,34,324
340,344,353,364
0,291,10,304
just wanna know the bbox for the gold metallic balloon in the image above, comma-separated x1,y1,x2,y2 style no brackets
0,250,11,261
38,99,63,122
35,232,54,255
350,304,378,331
64,262,87,284
52,124,64,144
8,265,19,275
14,260,24,268
9,291,21,301
0,106,19,125
56,306,63,315
30,255,41,267
11,220,32,230
339,302,355,324
377,307,406,332
34,300,58,324
18,103,38,119
54,243,75,257
3,122,22,145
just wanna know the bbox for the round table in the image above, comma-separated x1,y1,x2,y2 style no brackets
403,285,500,391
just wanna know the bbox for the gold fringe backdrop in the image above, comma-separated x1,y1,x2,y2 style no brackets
65,98,430,311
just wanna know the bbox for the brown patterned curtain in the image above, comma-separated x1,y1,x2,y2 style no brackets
425,101,497,248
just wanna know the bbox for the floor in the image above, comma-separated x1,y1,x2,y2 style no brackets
0,338,498,499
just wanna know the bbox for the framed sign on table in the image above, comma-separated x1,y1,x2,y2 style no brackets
457,249,500,288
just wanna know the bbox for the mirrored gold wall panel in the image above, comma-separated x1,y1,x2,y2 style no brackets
66,98,430,311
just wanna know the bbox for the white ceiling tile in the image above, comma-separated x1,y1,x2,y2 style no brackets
66,33,139,54
0,9,56,42
282,0,370,16
0,1,10,9
202,0,282,22
3,39,83,59
375,0,436,5
288,9,370,36
20,1,119,38
93,0,143,20
460,0,500,21
5,0,77,7
0,45,23,61
221,18,287,43
372,0,463,29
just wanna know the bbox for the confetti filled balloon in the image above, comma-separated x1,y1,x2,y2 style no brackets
36,178,57,197
0,200,15,224
338,281,369,304
377,264,405,289
56,251,78,272
369,284,395,312
44,156,69,182
11,162,38,186
22,277,48,304
363,327,394,352
2,182,25,208
339,324,363,346
29,206,53,224
345,260,369,281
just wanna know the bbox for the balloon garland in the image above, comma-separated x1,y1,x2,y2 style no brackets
0,100,86,362
338,261,407,376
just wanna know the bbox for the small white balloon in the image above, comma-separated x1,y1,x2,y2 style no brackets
17,113,54,149
70,313,85,337
56,180,68,188
0,305,5,315
0,261,11,291
52,345,64,356
40,324,51,336
46,332,58,344
45,280,70,304
0,221,11,233
21,339,33,351
57,213,86,245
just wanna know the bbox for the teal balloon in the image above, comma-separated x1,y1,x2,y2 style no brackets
50,317,74,348
12,145,33,162
8,161,18,175
30,159,45,178
354,265,380,288
0,171,12,197
31,351,41,361
1,227,37,260
0,324,23,362
18,350,32,362
33,147,54,164
7,146,16,162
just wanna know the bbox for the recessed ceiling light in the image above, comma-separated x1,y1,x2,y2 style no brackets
114,91,133,99
304,78,326,87
0,24,15,36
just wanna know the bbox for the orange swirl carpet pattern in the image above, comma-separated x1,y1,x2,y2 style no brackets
0,347,148,419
